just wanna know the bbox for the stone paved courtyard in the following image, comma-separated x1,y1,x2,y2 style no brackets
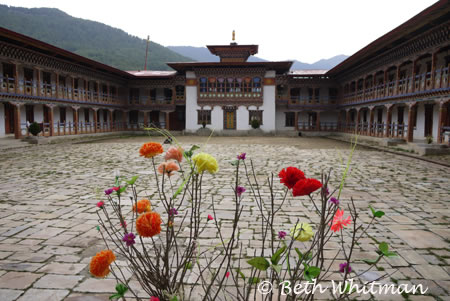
0,136,448,301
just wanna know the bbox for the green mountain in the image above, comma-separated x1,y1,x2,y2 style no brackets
0,5,192,71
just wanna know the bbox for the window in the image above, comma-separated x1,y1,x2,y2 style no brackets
129,88,139,104
60,107,66,123
285,112,295,127
197,110,211,125
397,107,404,124
252,77,261,92
217,78,225,92
59,75,66,87
199,78,207,92
249,110,263,125
2,63,14,78
377,108,383,123
243,77,252,93
175,85,185,99
226,78,234,92
84,108,90,122
150,89,156,101
43,72,51,85
208,78,216,92
290,88,301,102
25,105,34,123
234,78,242,92
24,68,34,81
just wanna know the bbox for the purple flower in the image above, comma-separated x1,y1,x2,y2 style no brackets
169,208,178,216
104,188,114,195
329,197,339,206
122,232,136,247
339,262,351,273
236,186,246,196
237,153,246,160
278,231,287,239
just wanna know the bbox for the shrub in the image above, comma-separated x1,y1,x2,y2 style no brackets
426,135,433,144
251,119,260,129
28,122,41,136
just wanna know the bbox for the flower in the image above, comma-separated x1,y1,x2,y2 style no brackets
150,297,160,301
292,178,322,196
329,197,339,206
112,186,120,191
104,188,114,195
192,152,219,174
278,231,287,239
139,142,164,158
331,209,352,232
157,161,180,177
121,221,127,228
226,271,230,278
169,208,178,216
339,262,352,274
89,250,116,278
237,153,246,160
136,212,162,237
133,199,151,214
96,201,105,209
290,223,314,242
278,167,305,189
122,232,136,247
165,146,183,162
207,214,213,221
236,186,246,196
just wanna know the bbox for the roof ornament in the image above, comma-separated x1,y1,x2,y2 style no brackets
232,30,235,42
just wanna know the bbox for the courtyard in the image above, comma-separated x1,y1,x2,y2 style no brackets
0,136,448,300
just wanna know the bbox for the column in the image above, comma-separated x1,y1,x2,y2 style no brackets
14,63,19,94
385,104,393,137
356,108,361,134
294,112,299,131
13,103,22,139
362,77,366,99
73,106,79,134
72,77,76,100
369,106,375,136
93,108,98,133
437,101,447,143
165,112,170,130
431,52,437,90
315,111,320,131
48,105,55,136
395,65,400,95
407,102,416,142
109,109,114,131
412,59,417,93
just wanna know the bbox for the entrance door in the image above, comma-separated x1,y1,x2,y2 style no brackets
169,106,185,131
424,104,434,137
225,110,235,129
4,103,14,134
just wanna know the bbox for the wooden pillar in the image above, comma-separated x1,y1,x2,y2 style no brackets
165,112,170,130
294,112,299,131
48,105,54,136
369,106,375,136
412,59,417,93
437,101,447,143
144,111,149,127
385,105,393,137
407,103,416,142
14,64,19,94
109,109,114,131
73,107,79,134
395,65,401,95
362,77,366,99
93,108,98,133
36,69,41,97
431,52,437,89
316,111,320,131
13,103,21,139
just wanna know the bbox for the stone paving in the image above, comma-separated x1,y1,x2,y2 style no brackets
0,136,448,301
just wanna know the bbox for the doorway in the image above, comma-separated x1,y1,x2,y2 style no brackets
424,104,434,137
4,102,15,134
224,109,236,130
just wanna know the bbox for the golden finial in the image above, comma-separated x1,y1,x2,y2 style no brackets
232,30,235,41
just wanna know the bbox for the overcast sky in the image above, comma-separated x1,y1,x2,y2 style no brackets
0,0,439,63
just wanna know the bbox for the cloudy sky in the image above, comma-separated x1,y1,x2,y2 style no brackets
0,0,438,63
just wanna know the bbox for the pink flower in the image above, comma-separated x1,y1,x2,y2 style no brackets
331,209,352,232
157,161,180,177
96,201,105,209
165,146,184,162
278,231,287,239
237,153,246,160
339,262,352,273
112,187,120,191
207,214,213,221
236,186,246,196
104,188,114,195
150,297,160,301
226,271,230,278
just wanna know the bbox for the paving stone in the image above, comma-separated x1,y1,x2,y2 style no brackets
390,229,447,249
0,272,42,289
37,262,87,275
414,264,449,280
16,288,69,301
0,289,23,301
33,274,84,289
74,278,117,293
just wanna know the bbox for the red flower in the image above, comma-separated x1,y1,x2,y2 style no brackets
207,214,213,221
331,209,352,232
226,271,230,278
278,167,305,189
150,297,160,301
292,178,322,196
96,201,105,209
112,187,120,191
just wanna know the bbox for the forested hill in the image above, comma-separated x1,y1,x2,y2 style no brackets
0,5,192,71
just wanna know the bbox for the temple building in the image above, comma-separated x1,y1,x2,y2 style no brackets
0,0,449,144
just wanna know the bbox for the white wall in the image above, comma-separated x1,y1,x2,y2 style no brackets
0,103,5,136
236,106,250,130
275,109,294,131
211,106,223,131
34,105,44,123
414,103,425,140
185,71,199,132
260,71,276,132
53,108,60,124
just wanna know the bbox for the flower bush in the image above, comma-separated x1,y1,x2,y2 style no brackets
92,135,396,300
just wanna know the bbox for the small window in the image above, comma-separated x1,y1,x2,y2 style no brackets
175,85,185,98
249,110,263,125
208,78,216,92
285,112,295,127
197,110,211,125
199,78,207,92
24,68,34,81
2,63,15,78
252,77,261,92
217,78,225,92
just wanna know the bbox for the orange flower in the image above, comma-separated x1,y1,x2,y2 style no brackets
89,250,116,278
139,142,164,158
165,146,184,162
133,199,151,214
136,211,162,237
157,162,180,177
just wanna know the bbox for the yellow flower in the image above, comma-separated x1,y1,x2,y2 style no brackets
290,222,314,242
192,152,219,174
